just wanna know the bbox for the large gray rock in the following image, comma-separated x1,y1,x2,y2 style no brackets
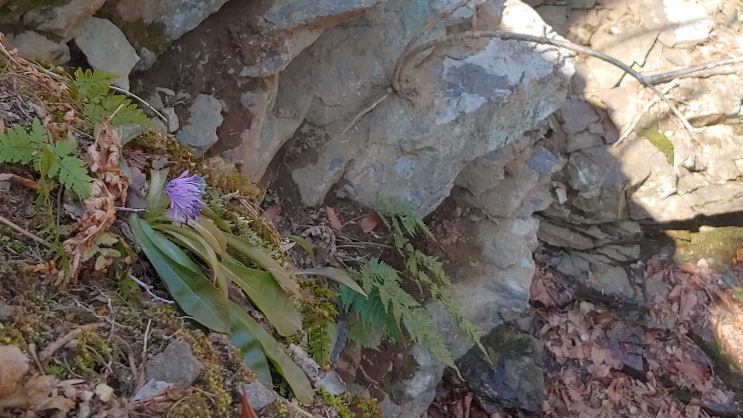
145,340,203,388
259,0,383,30
74,17,139,90
98,0,230,53
176,94,224,157
21,0,107,39
5,31,70,65
287,0,573,214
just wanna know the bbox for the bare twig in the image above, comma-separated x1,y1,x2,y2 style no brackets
130,274,175,304
109,85,168,124
39,323,99,361
395,30,697,133
646,56,743,85
392,0,472,92
0,214,51,247
336,91,390,140
614,79,680,147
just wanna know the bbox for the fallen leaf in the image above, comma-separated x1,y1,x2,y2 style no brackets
264,204,282,224
529,274,553,306
325,206,342,230
0,345,29,398
678,292,698,321
241,386,259,418
359,213,381,233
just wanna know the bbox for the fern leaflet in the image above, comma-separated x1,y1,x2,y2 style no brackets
0,118,47,166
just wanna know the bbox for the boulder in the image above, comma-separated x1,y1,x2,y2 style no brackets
21,0,107,40
175,94,224,157
74,17,139,90
286,0,573,214
5,31,70,65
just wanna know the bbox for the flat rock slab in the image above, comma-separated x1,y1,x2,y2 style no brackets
145,340,203,388
176,94,223,157
74,17,139,90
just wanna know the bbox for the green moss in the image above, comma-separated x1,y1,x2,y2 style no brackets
642,128,674,165
320,388,382,418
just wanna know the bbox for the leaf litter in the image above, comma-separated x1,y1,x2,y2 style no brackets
431,246,743,417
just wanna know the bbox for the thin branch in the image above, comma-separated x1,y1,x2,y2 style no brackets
109,85,168,124
39,323,99,361
0,214,51,247
614,79,679,147
130,274,175,304
646,56,743,85
336,91,390,140
392,0,472,92
395,30,696,133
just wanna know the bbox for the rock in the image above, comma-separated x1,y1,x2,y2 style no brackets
176,94,223,156
98,0,230,53
162,107,179,133
566,150,605,194
74,18,139,90
236,28,324,78
538,221,595,250
94,383,114,402
566,131,603,152
131,379,174,403
5,31,70,65
23,0,107,39
283,0,573,214
133,47,158,72
144,340,203,388
559,98,599,135
551,251,641,308
456,323,544,413
657,0,714,47
582,24,657,91
259,0,383,30
238,382,275,412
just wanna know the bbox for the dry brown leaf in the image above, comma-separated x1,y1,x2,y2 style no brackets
0,374,75,414
359,213,382,233
678,292,698,321
240,386,259,418
0,345,28,398
529,274,553,307
674,360,710,392
264,204,282,224
325,206,342,230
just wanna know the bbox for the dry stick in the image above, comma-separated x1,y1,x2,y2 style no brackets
614,79,680,147
395,30,697,133
646,56,743,85
0,214,51,247
39,323,99,361
392,0,472,92
336,91,390,139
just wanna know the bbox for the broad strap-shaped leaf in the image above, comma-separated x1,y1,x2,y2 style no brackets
220,255,302,337
144,168,170,222
153,223,223,290
284,234,314,259
229,303,272,385
225,233,300,296
297,267,366,297
193,217,227,254
128,214,230,333
228,302,314,404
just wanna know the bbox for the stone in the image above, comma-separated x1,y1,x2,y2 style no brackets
583,25,658,90
538,221,595,250
102,0,229,47
176,94,223,157
238,382,276,412
133,47,158,72
687,184,743,216
5,31,70,65
162,107,179,133
94,383,114,403
74,18,139,90
281,0,573,214
237,28,324,78
144,340,203,388
259,0,383,30
677,172,709,194
23,0,107,39
566,131,603,152
659,0,714,47
559,98,599,135
566,150,604,194
456,324,544,413
551,251,641,306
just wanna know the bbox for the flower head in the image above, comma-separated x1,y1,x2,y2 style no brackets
164,170,206,224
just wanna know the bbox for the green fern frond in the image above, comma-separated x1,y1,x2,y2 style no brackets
375,198,433,239
0,118,47,166
301,280,339,366
340,258,455,369
71,68,150,127
51,152,94,199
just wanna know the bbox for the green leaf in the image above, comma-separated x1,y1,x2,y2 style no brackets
145,168,170,222
228,302,314,404
72,68,117,102
128,214,230,333
296,267,366,297
0,118,47,166
154,223,222,285
225,233,300,296
52,153,94,199
219,255,302,337
284,235,314,259
192,217,227,255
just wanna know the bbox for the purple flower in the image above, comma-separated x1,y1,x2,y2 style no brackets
164,170,206,223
